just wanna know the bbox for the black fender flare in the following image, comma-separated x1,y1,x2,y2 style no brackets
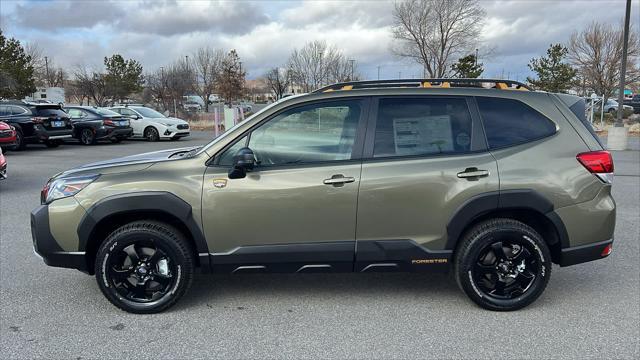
77,191,209,266
445,189,569,250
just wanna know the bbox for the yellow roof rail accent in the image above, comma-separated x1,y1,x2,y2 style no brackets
496,82,508,89
440,82,450,88
515,86,529,91
422,81,432,88
341,85,353,90
323,89,334,92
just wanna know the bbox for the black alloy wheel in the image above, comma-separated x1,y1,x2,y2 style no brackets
81,128,96,145
455,218,551,311
95,221,194,313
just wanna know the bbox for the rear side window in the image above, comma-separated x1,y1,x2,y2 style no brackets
35,107,67,117
477,97,557,149
373,97,473,157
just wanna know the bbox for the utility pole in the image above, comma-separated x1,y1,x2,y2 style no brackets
398,71,402,79
475,49,478,67
348,59,355,80
377,66,381,80
44,56,50,87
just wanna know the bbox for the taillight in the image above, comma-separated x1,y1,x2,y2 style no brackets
577,151,614,183
31,116,48,124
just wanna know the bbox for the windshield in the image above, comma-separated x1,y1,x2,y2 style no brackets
94,108,121,116
133,107,166,118
197,95,306,155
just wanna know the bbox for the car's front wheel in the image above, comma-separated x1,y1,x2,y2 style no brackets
80,128,96,145
454,218,551,311
95,221,194,314
144,127,160,142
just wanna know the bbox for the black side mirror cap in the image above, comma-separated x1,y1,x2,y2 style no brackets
228,147,255,179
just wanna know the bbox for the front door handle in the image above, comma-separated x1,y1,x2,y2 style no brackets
323,174,356,186
457,168,489,178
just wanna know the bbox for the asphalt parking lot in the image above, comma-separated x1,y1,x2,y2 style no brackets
1,132,638,359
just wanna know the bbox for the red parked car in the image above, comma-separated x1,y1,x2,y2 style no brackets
0,121,17,150
0,147,6,180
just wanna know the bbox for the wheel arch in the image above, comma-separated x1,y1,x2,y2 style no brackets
446,190,568,264
77,191,210,274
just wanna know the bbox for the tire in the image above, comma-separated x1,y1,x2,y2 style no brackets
44,140,60,148
95,221,195,314
144,127,160,142
608,108,616,115
454,218,552,311
110,138,122,143
12,129,26,151
80,128,96,145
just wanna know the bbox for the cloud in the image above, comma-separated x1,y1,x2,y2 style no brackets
11,0,124,31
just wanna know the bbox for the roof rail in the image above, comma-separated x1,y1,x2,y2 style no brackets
313,78,531,93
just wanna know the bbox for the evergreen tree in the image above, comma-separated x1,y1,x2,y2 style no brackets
0,30,36,98
104,54,143,103
527,44,577,92
451,54,483,78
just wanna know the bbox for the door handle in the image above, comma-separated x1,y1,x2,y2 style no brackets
457,168,489,178
323,175,356,185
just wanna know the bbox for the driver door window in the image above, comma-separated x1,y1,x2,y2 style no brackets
220,100,363,167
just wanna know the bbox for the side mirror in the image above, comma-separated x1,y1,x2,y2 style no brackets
228,147,256,179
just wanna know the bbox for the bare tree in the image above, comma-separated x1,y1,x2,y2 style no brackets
568,21,640,102
265,67,291,99
392,0,485,78
191,46,224,112
72,64,108,106
217,49,245,102
25,42,66,87
288,40,356,92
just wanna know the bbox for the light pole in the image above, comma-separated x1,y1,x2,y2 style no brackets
377,66,381,80
348,59,355,80
44,56,50,87
608,0,632,150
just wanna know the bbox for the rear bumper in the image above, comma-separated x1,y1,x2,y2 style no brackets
559,239,613,267
31,127,73,141
96,127,133,140
30,205,88,272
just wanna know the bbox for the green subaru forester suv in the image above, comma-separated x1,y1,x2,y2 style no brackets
31,79,616,313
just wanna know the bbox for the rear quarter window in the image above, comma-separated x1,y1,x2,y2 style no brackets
476,97,557,149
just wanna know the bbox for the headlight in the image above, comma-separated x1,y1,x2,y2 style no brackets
41,174,99,204
159,122,172,127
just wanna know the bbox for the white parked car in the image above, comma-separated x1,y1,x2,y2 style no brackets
109,106,190,141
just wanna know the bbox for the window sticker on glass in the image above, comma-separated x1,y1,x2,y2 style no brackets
392,115,454,155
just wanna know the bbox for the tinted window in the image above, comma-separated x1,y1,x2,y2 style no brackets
218,136,248,166
224,100,362,167
35,107,67,117
477,97,557,149
133,107,165,118
9,106,27,115
0,106,8,116
373,97,473,157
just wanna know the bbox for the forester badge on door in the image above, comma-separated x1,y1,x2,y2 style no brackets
213,179,228,188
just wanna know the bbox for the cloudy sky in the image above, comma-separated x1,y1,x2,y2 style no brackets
1,0,638,81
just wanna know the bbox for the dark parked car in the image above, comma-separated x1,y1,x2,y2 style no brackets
65,106,133,145
623,94,640,114
0,101,73,150
0,121,17,150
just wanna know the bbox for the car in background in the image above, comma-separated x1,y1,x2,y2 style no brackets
0,121,17,150
183,100,202,112
109,105,190,141
623,94,640,114
0,147,6,180
64,106,133,145
601,99,634,114
0,101,73,150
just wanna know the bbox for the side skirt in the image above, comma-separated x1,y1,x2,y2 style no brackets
209,240,452,274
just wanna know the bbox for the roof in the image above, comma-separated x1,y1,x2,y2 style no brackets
313,78,531,93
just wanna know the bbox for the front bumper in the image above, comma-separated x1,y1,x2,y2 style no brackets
31,205,88,272
559,239,613,267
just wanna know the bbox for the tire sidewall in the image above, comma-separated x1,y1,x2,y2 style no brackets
145,127,159,142
95,225,192,313
457,224,552,311
81,128,94,145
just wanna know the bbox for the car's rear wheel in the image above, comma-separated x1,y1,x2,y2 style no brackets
110,138,122,143
144,127,160,142
12,129,26,151
95,221,194,314
80,128,96,145
454,218,551,311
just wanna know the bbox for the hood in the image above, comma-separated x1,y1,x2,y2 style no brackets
148,117,187,125
56,146,200,178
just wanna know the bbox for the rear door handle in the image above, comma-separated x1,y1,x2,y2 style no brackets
323,174,356,186
457,168,489,178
